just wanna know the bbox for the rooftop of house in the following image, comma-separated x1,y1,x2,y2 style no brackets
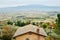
13,24,47,38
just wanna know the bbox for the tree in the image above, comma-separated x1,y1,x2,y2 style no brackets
42,23,48,28
15,21,26,27
15,21,21,26
2,26,15,40
55,14,60,34
25,20,30,25
7,21,13,25
32,22,36,25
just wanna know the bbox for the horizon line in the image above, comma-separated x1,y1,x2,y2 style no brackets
0,4,60,8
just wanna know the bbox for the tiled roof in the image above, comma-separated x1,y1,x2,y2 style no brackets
13,24,47,37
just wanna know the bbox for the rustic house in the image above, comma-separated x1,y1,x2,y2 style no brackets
13,24,47,40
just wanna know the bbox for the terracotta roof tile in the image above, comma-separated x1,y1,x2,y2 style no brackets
13,24,47,37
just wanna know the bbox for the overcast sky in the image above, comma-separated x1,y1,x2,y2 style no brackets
0,0,60,8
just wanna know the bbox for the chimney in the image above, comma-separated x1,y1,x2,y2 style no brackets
37,28,40,40
37,28,39,34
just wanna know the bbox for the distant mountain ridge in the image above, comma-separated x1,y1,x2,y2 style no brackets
0,4,60,13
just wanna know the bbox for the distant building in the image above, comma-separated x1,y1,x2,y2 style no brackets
13,24,47,40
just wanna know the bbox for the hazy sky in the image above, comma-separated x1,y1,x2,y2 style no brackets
0,0,60,8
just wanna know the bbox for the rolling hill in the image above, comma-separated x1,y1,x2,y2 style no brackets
0,4,60,13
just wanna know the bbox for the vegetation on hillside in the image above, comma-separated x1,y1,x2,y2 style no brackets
0,14,60,40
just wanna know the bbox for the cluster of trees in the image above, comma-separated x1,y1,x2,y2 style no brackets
3,14,60,40
32,21,55,29
45,14,60,40
0,26,17,40
7,20,30,27
31,14,60,40
7,19,56,29
7,21,13,25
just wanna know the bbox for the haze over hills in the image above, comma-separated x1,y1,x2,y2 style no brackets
0,4,60,20
0,4,60,12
